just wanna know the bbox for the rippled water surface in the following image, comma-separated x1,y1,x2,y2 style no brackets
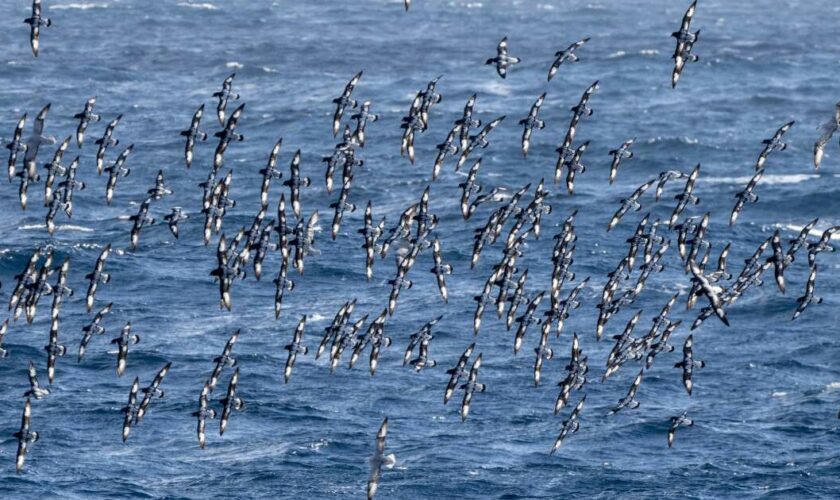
1,0,840,498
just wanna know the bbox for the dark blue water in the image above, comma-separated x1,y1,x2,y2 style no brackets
2,0,840,498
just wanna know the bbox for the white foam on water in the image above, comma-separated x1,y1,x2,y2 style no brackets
703,174,817,186
51,3,109,10
225,61,243,69
782,223,840,240
478,81,511,97
178,2,218,10
771,391,787,397
18,223,94,232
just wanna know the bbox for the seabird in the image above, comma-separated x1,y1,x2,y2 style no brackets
23,104,54,180
180,104,208,169
814,102,840,169
547,37,590,81
135,362,171,424
459,353,485,421
14,399,38,473
550,395,585,454
608,138,635,185
332,71,363,137
207,329,240,392
671,0,700,88
519,93,546,157
192,384,216,449
121,377,140,442
23,0,51,57
95,114,123,175
111,322,140,377
674,334,705,395
219,367,244,435
42,135,70,206
213,103,245,171
367,417,396,500
351,101,378,147
283,150,311,219
444,342,476,405
212,73,240,127
756,121,794,169
608,369,644,415
6,113,27,181
24,361,50,399
73,96,101,148
79,302,112,361
792,264,821,320
284,315,308,383
688,260,729,327
104,144,134,205
486,37,521,79
429,237,452,303
667,411,694,448
84,244,112,312
44,320,67,384
350,309,391,375
729,169,763,226
164,207,188,239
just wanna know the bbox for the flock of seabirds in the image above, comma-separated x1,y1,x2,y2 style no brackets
7,0,840,497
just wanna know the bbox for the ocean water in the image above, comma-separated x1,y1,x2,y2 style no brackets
1,0,840,498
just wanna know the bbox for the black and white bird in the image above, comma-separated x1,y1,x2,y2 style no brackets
667,411,694,448
444,342,476,405
14,399,38,473
85,244,112,312
459,353,485,421
180,104,208,169
674,334,705,395
212,73,240,127
756,121,794,169
792,264,821,320
608,138,635,185
284,315,308,383
486,37,520,79
111,322,140,377
670,0,700,88
73,96,101,148
219,367,244,436
135,362,171,424
6,113,27,181
814,101,840,169
79,302,112,361
24,361,50,399
550,395,585,454
519,93,546,156
367,417,396,500
23,0,51,57
95,114,122,175
332,71,363,137
547,37,590,81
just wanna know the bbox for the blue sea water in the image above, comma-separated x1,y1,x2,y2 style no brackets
1,0,840,498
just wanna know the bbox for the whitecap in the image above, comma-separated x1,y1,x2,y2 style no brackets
703,174,817,186
225,61,243,69
825,381,840,390
477,81,510,97
771,391,787,397
51,3,109,10
18,223,94,232
779,224,840,240
178,2,218,10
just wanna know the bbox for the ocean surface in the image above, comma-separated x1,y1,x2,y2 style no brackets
1,0,840,498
